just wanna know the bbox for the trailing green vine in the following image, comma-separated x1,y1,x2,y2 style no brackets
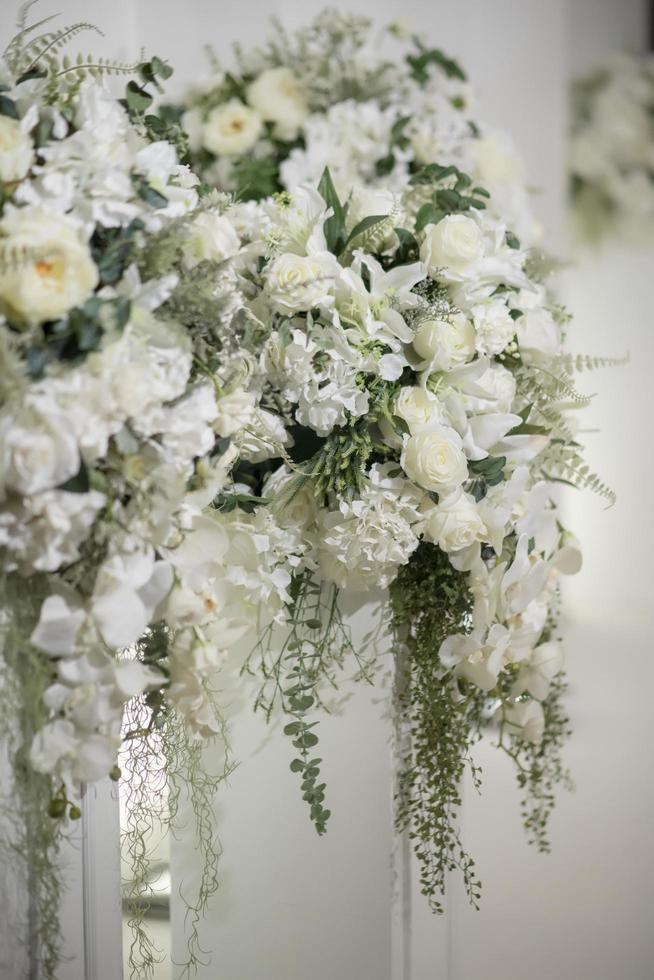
390,544,485,913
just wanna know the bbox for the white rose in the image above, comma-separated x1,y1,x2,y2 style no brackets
0,409,80,496
394,386,443,434
420,215,484,276
247,68,308,141
472,300,516,356
401,425,468,494
425,488,486,553
0,115,34,182
183,211,240,269
413,313,476,371
202,101,262,156
0,207,98,324
214,389,256,437
265,252,335,314
263,466,317,531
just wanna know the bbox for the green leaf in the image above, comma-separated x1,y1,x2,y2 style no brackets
317,167,347,255
390,115,412,147
415,203,444,232
290,759,304,773
291,694,315,712
284,722,301,736
407,47,467,84
297,732,319,749
125,80,152,114
213,492,268,514
394,227,419,264
506,231,521,249
434,188,462,212
150,56,173,81
375,152,395,176
0,95,18,119
342,214,388,251
134,176,169,209
409,163,459,186
59,461,90,494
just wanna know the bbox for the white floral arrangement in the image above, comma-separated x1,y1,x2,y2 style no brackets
570,52,654,239
0,12,270,974
0,8,618,977
177,11,539,245
171,9,617,920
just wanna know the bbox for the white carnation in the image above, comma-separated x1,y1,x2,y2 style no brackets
471,299,516,356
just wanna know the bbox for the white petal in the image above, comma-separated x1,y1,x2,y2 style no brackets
31,595,85,657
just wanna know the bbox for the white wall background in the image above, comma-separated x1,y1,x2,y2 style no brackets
1,1,652,978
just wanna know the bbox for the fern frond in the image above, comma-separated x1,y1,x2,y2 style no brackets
554,352,629,373
3,12,59,66
14,22,103,77
15,0,42,34
540,441,616,506
53,55,141,80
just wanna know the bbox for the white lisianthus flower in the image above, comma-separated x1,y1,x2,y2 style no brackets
214,389,257,437
202,100,262,156
420,215,484,276
265,252,335,314
471,299,516,356
182,211,241,268
504,699,545,743
247,67,308,141
413,313,476,371
425,488,487,553
0,207,98,324
0,115,34,182
401,425,468,493
394,386,444,433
